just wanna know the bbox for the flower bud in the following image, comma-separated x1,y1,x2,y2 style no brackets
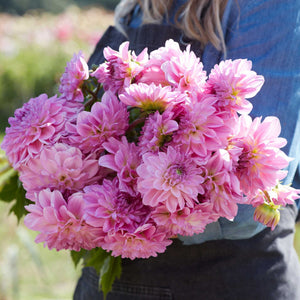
253,202,281,230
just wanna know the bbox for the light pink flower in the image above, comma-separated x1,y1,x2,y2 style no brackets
234,115,290,197
207,59,264,114
59,51,89,102
137,146,205,213
119,83,186,113
1,94,66,169
139,110,179,154
99,137,141,196
91,41,148,94
202,150,243,219
172,97,228,160
24,189,103,251
66,91,129,154
101,224,172,259
152,202,217,236
19,143,99,199
250,184,300,207
83,179,151,233
162,44,207,93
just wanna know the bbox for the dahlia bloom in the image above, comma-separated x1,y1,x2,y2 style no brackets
152,203,217,236
234,115,290,197
207,59,264,114
172,97,228,160
59,51,89,102
66,91,129,154
24,189,103,251
99,137,141,196
119,82,186,114
19,143,99,199
101,224,172,260
83,179,151,233
137,146,205,213
1,94,66,168
202,150,243,219
139,110,179,154
162,45,207,93
91,41,148,94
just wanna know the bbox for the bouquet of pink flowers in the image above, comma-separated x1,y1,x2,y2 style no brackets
1,39,299,293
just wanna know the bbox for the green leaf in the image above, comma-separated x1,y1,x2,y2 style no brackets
85,248,111,273
9,178,31,222
99,255,122,299
0,171,18,202
70,249,88,268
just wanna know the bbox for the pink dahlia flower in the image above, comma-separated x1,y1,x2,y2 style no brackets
101,224,172,259
139,110,179,154
1,94,66,169
91,41,148,94
59,51,89,102
119,83,185,113
137,146,205,213
172,97,228,160
207,59,264,114
83,179,151,233
250,184,300,207
24,189,103,251
99,137,141,196
162,44,207,93
19,143,99,199
202,150,243,219
136,39,183,86
66,91,129,154
152,202,217,236
234,115,290,197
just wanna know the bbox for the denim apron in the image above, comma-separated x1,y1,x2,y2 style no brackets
73,24,300,300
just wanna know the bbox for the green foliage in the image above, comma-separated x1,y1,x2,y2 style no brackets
71,248,122,298
0,172,31,222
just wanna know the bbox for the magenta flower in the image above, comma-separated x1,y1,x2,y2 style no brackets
139,110,179,154
83,179,151,233
19,143,99,199
137,146,205,213
67,91,129,154
59,51,89,102
207,59,264,114
101,224,172,260
24,189,103,251
234,115,290,197
1,94,66,168
119,83,185,113
99,137,141,196
91,41,148,94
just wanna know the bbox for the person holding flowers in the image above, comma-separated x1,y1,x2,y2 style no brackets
1,0,300,299
71,0,300,299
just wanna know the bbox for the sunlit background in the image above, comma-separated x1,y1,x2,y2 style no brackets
0,1,300,299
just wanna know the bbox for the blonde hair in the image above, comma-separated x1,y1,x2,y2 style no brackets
115,0,229,53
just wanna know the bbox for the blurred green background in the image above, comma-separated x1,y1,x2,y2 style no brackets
0,1,300,300
0,1,116,299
